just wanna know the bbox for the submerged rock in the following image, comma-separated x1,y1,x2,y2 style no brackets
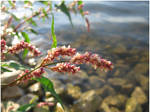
95,85,116,98
103,94,127,108
65,84,82,99
17,94,39,105
131,87,147,104
1,69,22,84
2,86,24,100
28,82,43,96
135,74,148,92
71,90,102,112
125,97,142,112
108,78,127,87
33,106,49,112
89,76,105,89
112,44,127,54
132,63,148,75
50,78,65,95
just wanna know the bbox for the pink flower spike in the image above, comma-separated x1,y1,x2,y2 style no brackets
70,52,113,71
78,4,84,10
8,41,41,56
42,45,76,66
83,11,89,15
37,102,55,107
50,62,80,74
17,67,45,83
1,39,6,59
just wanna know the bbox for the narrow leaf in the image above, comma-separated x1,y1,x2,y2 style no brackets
23,49,29,59
21,32,30,43
8,0,14,7
16,103,36,112
11,14,20,21
16,32,21,40
55,1,73,26
39,1,49,6
1,67,12,72
34,77,64,108
42,8,48,18
27,18,37,26
29,29,38,34
77,0,83,5
1,62,28,70
21,32,30,58
51,14,57,48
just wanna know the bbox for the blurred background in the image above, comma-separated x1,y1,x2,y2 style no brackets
1,1,149,112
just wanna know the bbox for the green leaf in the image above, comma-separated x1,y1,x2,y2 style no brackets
8,0,14,7
16,103,36,112
29,29,38,34
9,62,20,70
16,32,21,40
39,1,49,6
77,0,83,5
42,8,48,18
23,49,29,59
21,32,30,58
34,77,64,108
11,14,20,21
51,14,57,48
77,0,84,17
1,62,29,70
55,1,73,26
21,32,30,43
24,1,32,5
1,67,12,72
27,18,37,26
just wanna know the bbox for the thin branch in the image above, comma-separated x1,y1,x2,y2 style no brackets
2,60,68,87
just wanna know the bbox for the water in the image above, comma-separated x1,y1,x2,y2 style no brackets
2,1,149,111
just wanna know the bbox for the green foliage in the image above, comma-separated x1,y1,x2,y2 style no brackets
27,18,37,26
28,28,38,35
51,14,57,48
21,32,30,58
15,103,36,112
15,32,21,40
39,1,49,6
34,76,64,108
21,32,30,43
11,13,20,21
1,62,29,71
55,1,73,26
1,67,12,72
42,8,49,18
8,0,15,7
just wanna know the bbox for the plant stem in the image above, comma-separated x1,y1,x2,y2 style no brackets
3,60,68,87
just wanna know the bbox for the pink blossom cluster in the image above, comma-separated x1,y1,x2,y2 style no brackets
70,52,113,71
1,39,6,59
50,62,80,74
8,41,41,56
42,46,76,66
1,39,6,52
17,67,45,83
37,102,54,107
78,4,84,10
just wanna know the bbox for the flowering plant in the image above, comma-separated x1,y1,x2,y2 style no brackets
1,1,113,111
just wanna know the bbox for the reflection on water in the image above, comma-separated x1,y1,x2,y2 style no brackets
3,1,149,112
